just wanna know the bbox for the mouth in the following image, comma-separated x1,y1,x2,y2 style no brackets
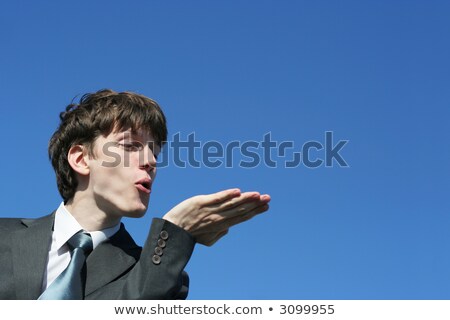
135,179,152,194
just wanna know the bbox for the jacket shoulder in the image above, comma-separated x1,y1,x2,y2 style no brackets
0,213,55,231
0,217,26,231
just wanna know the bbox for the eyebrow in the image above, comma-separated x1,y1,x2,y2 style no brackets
117,131,146,139
115,129,162,150
117,131,160,148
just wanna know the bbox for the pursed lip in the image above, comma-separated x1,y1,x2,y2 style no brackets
135,177,152,194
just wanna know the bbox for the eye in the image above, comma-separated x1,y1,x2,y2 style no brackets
117,142,144,152
148,142,160,160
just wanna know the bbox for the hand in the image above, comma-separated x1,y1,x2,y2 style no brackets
162,189,271,246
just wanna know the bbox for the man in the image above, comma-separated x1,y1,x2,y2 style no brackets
0,89,270,299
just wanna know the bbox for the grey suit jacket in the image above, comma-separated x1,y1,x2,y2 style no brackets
0,213,195,299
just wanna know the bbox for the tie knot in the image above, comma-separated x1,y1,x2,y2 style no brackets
67,232,93,254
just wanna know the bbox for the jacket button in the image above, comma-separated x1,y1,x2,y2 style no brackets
154,246,163,256
157,239,166,248
152,255,161,265
160,230,169,240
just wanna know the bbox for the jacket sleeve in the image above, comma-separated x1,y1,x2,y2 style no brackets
87,218,196,299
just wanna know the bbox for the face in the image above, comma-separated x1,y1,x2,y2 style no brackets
86,129,160,220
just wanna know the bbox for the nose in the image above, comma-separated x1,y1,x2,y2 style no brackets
140,146,157,174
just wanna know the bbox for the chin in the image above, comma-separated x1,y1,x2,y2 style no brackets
126,211,146,219
125,202,148,218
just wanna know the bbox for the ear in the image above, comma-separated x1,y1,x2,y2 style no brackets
67,145,90,176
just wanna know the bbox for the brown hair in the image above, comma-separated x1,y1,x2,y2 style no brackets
48,89,168,203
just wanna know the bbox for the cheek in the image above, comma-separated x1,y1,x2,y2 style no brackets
150,168,157,180
128,155,141,167
91,165,131,195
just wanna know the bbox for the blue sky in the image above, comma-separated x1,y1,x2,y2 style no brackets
0,1,449,299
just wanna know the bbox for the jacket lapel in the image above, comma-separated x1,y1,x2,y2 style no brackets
85,224,141,296
11,213,54,299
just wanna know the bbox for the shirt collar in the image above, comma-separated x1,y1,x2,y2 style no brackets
54,202,121,250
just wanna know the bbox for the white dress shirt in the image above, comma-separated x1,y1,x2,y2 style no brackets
41,202,120,291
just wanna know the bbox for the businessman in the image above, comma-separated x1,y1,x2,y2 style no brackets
0,89,270,299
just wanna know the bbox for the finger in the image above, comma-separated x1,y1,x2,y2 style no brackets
197,188,241,206
188,195,270,234
210,193,269,219
208,191,266,212
194,203,269,234
220,203,269,229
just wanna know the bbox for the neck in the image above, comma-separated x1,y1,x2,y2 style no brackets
65,193,121,232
